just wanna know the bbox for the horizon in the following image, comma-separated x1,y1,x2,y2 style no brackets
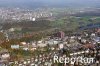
0,0,100,8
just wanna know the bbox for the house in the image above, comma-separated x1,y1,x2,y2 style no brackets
23,48,29,51
1,53,10,59
59,44,64,49
82,44,94,49
11,45,19,49
0,49,10,60
47,39,59,45
37,43,47,47
20,42,27,45
93,37,100,43
30,47,37,51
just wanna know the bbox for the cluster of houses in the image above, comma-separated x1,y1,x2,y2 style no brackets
0,28,100,66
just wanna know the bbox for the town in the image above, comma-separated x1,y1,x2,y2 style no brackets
0,8,53,22
0,6,100,66
0,27,100,66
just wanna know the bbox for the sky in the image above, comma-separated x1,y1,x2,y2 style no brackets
0,0,100,8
